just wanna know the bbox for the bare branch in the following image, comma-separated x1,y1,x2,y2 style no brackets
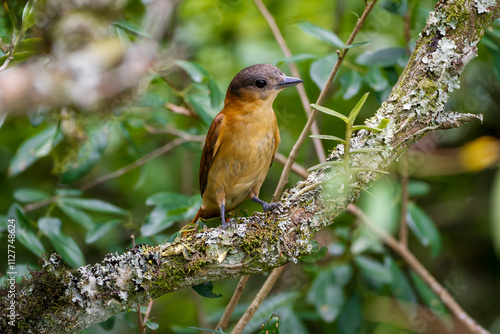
216,275,250,330
232,266,286,334
346,204,489,334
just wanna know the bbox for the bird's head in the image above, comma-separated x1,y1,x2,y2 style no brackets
225,64,303,104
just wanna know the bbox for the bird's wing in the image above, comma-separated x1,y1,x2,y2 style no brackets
199,112,224,197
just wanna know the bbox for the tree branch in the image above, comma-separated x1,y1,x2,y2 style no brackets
346,204,489,334
1,1,498,333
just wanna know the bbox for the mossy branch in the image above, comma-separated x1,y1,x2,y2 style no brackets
0,0,498,333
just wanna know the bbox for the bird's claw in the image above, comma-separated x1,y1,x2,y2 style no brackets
221,218,236,230
262,202,282,212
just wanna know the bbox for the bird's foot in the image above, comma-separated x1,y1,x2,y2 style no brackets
262,201,282,212
221,218,236,230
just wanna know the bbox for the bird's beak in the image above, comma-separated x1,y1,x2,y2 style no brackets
277,76,303,88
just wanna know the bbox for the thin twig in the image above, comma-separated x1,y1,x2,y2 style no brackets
24,197,57,213
231,266,286,334
0,55,13,72
254,0,326,163
216,275,250,330
346,204,490,334
274,152,309,179
0,33,15,72
272,0,379,202
144,124,205,142
136,303,144,334
81,137,186,191
142,299,154,328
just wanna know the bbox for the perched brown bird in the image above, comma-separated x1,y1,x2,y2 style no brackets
191,64,303,229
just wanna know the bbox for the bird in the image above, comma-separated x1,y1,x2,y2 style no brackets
191,63,303,229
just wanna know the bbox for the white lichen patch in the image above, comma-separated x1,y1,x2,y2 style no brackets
474,0,496,13
80,276,98,298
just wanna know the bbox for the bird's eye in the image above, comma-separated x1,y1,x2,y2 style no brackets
255,79,267,88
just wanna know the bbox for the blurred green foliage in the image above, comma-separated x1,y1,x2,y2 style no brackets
1,0,500,333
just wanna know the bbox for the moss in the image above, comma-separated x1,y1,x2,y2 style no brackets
418,78,439,98
0,255,74,333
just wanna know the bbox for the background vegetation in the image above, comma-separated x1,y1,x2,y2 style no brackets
1,0,499,333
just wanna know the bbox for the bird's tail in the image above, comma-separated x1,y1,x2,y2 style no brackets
191,207,203,225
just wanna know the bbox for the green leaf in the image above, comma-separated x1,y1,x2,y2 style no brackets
85,219,121,244
344,41,371,49
0,51,38,69
59,198,128,215
381,0,409,16
8,203,45,257
310,53,338,90
61,125,108,183
409,270,447,315
310,134,346,144
145,320,159,330
258,314,279,334
14,38,44,53
356,47,408,67
274,307,307,334
13,188,50,203
311,104,348,122
167,231,182,243
275,54,317,66
406,202,441,257
331,263,353,286
208,78,223,108
297,22,345,48
56,188,83,197
18,228,45,257
192,281,222,298
365,66,389,92
491,168,500,258
146,192,193,207
8,125,63,177
354,255,392,285
349,148,384,154
186,93,218,128
340,71,362,100
38,217,85,268
299,239,328,263
352,125,383,132
408,180,430,197
113,20,152,39
142,194,201,236
337,293,362,334
388,256,417,312
175,60,209,83
98,316,115,331
307,160,344,172
21,0,35,32
348,92,369,124
306,267,345,322
378,118,390,129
